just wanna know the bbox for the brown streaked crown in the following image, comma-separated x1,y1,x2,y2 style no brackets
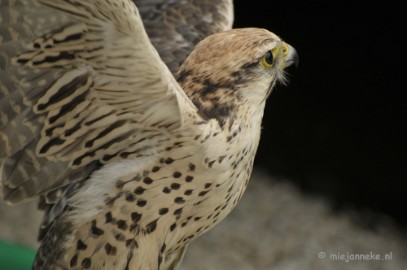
176,28,284,127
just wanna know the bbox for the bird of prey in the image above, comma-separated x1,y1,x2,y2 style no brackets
0,0,298,269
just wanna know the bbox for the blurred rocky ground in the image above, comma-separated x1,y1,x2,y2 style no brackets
1,169,406,270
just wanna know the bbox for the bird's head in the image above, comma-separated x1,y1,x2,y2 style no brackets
176,28,298,127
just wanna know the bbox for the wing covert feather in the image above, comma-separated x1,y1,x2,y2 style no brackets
135,0,234,73
0,0,197,202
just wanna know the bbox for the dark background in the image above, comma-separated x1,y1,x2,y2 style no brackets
233,2,406,226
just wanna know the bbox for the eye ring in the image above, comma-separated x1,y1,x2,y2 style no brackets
260,50,274,69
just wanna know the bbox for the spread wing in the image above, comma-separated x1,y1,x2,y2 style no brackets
0,0,199,204
135,0,234,73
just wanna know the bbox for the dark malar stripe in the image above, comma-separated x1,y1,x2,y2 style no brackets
200,80,219,96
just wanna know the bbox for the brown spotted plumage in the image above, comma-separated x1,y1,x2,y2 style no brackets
0,0,298,269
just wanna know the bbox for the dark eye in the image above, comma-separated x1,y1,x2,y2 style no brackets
260,50,274,69
264,51,274,65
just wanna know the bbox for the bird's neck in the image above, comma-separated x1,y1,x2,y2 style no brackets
176,66,268,131
223,101,266,145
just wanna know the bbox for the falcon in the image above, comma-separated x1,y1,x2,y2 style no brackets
0,0,298,269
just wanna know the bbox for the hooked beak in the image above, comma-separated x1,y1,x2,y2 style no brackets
282,42,299,68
